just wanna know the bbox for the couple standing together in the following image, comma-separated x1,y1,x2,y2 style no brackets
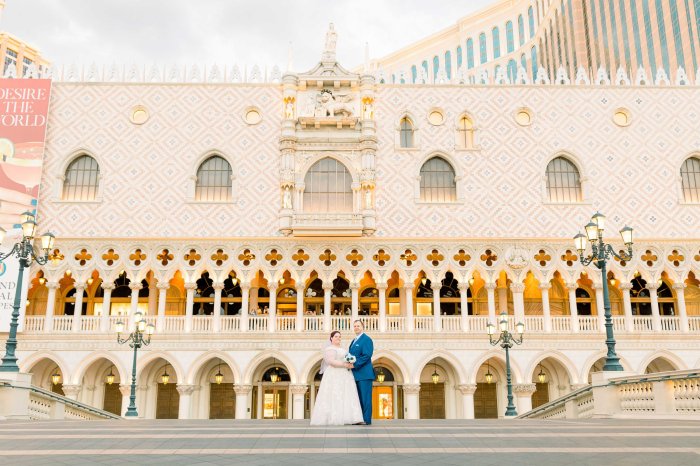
310,320,373,426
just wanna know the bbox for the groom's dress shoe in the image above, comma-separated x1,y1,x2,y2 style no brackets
353,422,365,425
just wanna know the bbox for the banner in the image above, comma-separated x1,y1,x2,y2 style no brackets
0,78,52,332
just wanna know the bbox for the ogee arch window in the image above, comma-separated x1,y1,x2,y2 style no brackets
681,157,700,203
195,155,232,202
545,156,582,203
419,157,456,203
62,155,100,201
303,157,353,212
399,117,415,148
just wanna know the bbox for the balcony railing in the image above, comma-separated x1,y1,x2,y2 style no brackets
21,313,699,335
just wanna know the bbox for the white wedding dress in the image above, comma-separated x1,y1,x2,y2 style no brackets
309,346,364,426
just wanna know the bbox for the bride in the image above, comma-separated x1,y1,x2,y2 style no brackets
310,330,364,426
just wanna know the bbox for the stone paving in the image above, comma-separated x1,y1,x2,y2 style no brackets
1,419,699,465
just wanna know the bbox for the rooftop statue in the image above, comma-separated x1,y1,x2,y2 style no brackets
322,23,337,62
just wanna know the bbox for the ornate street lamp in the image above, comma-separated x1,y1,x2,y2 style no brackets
574,212,633,372
0,213,55,372
487,311,524,417
214,359,224,385
116,310,155,417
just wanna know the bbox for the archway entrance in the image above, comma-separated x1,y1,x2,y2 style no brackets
418,357,458,419
474,358,503,419
252,361,291,419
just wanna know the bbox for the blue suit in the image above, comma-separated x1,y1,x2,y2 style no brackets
349,333,374,424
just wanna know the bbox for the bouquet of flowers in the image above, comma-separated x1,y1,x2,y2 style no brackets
345,354,356,364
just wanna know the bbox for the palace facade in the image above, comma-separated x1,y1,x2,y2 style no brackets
8,6,700,421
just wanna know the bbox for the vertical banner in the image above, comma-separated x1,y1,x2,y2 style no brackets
0,78,52,332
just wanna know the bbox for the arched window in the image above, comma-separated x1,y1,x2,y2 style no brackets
399,117,415,148
518,14,525,46
466,39,475,69
195,156,232,202
528,6,535,38
479,33,487,64
520,53,527,72
303,158,352,212
419,157,456,203
531,45,538,77
421,60,429,78
457,115,474,149
411,65,417,83
432,55,440,80
545,156,582,202
492,27,501,59
506,21,514,53
62,155,99,201
681,157,700,203
444,51,452,79
507,59,517,82
456,46,463,68
575,288,592,316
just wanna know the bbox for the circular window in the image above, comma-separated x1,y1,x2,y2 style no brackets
515,108,533,126
613,108,631,127
245,108,262,125
428,109,445,126
130,106,149,125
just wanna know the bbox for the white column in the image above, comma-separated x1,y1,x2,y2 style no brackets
323,283,332,331
43,282,58,333
620,282,633,332
129,282,142,328
539,283,552,333
513,383,536,415
61,384,81,401
156,283,168,333
431,283,441,332
486,282,497,324
404,284,414,332
240,284,250,332
647,282,661,331
567,283,579,333
71,284,85,333
176,384,195,419
459,283,469,332
256,384,263,419
351,283,359,323
148,282,157,316
392,383,399,419
457,384,477,419
403,384,421,419
511,283,525,324
497,286,508,314
100,283,114,332
234,384,252,419
290,384,308,420
593,282,606,333
213,283,223,333
377,283,387,333
673,283,689,333
268,283,278,333
296,284,305,332
184,283,196,333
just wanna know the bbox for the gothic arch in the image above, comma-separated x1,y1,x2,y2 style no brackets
525,350,579,384
72,350,128,385
244,350,298,384
136,351,185,383
413,349,466,384
638,350,685,374
470,350,523,384
372,350,410,383
186,350,242,384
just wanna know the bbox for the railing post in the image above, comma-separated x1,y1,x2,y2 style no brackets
100,283,114,332
184,282,196,333
403,284,414,333
539,283,552,333
212,283,223,333
431,282,441,332
647,282,661,332
351,283,359,324
240,284,250,332
323,282,332,332
672,283,689,333
71,284,85,333
296,284,305,332
268,283,278,333
377,283,387,333
566,282,579,333
652,380,676,414
458,283,469,332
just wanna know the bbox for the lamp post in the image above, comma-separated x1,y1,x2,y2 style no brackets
574,212,633,372
0,212,55,372
116,311,154,417
487,311,524,417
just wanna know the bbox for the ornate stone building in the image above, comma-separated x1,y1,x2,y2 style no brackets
11,18,700,421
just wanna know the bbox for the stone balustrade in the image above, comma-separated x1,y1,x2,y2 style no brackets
21,314,700,336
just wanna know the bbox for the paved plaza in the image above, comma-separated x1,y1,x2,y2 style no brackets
0,419,699,465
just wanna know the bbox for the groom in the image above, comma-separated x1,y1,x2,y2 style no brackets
349,319,374,425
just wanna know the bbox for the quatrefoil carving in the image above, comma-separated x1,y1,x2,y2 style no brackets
400,249,417,267
49,249,64,262
102,249,119,266
373,249,390,267
157,248,174,266
453,249,471,267
265,249,282,266
184,249,201,266
561,250,577,267
211,249,228,266
292,249,309,266
74,248,92,266
641,250,657,267
427,249,444,267
480,249,497,267
667,250,684,267
346,249,364,267
129,249,146,266
238,249,255,266
534,249,551,267
319,249,336,266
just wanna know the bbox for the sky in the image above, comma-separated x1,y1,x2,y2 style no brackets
0,0,492,71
